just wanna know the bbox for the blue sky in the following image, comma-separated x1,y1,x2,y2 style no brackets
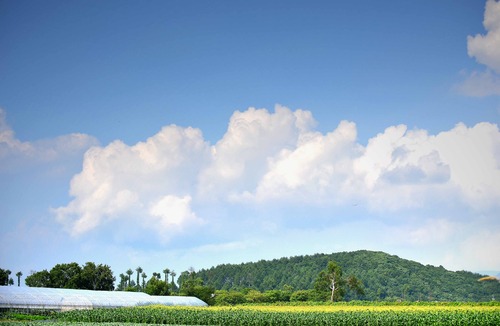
1,0,500,284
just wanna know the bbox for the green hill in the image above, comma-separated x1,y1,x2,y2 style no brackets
195,250,500,301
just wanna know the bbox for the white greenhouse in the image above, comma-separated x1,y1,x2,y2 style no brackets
0,286,207,310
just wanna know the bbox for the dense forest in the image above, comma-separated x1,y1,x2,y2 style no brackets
194,250,500,302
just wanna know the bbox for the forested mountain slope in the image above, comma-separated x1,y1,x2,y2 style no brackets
196,250,500,301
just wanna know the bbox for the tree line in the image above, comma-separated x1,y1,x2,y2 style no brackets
177,262,363,305
13,263,213,301
0,269,22,286
115,266,178,295
1,261,363,305
21,263,178,296
23,262,115,291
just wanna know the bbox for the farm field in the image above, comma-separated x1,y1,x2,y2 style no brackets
1,302,500,325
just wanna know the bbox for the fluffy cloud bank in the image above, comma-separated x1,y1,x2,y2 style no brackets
461,0,500,96
54,125,209,237
55,106,500,241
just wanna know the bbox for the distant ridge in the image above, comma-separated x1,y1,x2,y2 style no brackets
195,250,500,301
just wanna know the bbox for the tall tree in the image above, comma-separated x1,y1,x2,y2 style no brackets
314,261,363,302
141,272,147,290
80,262,115,291
179,269,202,294
126,269,133,288
178,268,214,304
50,263,82,289
0,269,9,285
118,273,126,291
96,264,115,291
16,271,22,287
136,267,143,290
163,268,170,283
6,270,11,286
170,271,177,292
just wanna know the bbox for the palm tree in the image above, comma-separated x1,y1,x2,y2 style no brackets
136,267,143,290
141,272,147,290
126,269,133,288
16,271,22,287
163,268,170,283
6,270,11,286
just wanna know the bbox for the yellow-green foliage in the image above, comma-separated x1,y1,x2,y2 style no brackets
53,303,500,325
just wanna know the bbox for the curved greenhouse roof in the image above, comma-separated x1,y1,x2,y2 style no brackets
0,286,207,310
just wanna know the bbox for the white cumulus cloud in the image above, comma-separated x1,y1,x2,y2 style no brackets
460,0,500,96
149,195,202,233
198,105,315,199
54,124,210,237
467,0,500,74
354,122,500,211
251,120,361,203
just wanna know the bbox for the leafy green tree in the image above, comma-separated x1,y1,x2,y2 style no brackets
314,261,363,302
0,269,9,285
16,271,23,287
214,290,244,305
244,289,266,303
190,285,216,305
290,289,314,302
50,263,81,289
346,275,364,296
144,276,169,295
80,262,115,290
263,289,291,302
178,268,201,293
179,268,215,304
25,270,51,287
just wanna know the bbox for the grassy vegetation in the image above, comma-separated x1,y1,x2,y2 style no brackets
0,323,167,326
1,302,498,325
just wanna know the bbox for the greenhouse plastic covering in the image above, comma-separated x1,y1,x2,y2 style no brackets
0,286,207,310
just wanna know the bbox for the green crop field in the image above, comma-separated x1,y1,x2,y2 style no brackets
1,302,500,325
